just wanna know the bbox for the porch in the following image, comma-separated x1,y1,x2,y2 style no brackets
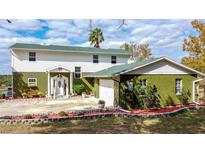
46,66,73,99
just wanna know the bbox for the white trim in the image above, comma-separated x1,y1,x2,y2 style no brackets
11,47,132,56
175,78,183,95
46,65,71,72
27,78,37,86
114,57,205,77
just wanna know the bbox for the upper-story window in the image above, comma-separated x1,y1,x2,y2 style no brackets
93,55,99,63
176,79,182,95
74,67,81,78
29,52,36,61
111,56,117,64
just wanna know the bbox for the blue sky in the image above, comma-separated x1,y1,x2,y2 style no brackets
0,19,197,74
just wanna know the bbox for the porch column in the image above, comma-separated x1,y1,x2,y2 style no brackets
47,72,51,97
66,78,69,98
70,72,73,94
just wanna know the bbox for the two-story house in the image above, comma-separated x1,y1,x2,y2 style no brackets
10,43,131,99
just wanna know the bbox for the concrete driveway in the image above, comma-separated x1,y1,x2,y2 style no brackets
0,97,99,116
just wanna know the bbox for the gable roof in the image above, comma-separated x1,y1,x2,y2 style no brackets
84,57,205,78
10,43,132,56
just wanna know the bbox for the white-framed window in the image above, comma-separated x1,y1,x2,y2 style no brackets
74,67,81,78
111,56,117,64
93,55,99,63
176,79,182,95
140,79,147,88
29,52,36,61
28,78,37,86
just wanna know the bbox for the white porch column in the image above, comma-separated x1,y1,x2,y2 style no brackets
66,78,69,98
47,72,51,97
70,72,73,94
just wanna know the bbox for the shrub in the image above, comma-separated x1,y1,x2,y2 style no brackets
23,114,33,119
132,80,160,109
58,111,66,116
37,91,44,97
21,92,27,98
73,84,85,95
177,90,191,105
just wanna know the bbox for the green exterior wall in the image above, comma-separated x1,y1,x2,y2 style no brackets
13,72,47,98
13,72,95,98
119,74,197,106
94,78,99,98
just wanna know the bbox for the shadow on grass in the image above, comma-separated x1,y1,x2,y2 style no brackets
142,109,205,134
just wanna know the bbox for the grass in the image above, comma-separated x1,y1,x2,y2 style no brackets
1,109,205,134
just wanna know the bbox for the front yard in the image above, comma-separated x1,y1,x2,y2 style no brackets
1,109,205,133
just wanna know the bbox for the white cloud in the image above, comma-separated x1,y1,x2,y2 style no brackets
0,19,45,31
0,19,198,74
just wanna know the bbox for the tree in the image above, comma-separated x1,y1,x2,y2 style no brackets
181,20,205,73
89,27,104,48
120,42,152,61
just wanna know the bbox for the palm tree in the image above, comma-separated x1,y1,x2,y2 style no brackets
89,27,104,48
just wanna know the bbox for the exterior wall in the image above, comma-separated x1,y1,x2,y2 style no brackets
13,72,47,98
94,78,99,98
119,74,197,106
127,60,193,75
11,49,129,72
13,71,95,97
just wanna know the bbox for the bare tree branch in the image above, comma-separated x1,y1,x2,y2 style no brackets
118,19,127,29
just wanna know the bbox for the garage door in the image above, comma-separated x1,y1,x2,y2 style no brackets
99,79,114,107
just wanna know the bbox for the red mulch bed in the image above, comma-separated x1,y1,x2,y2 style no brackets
1,103,205,120
130,102,205,114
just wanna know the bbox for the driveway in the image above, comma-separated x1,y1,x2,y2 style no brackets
0,97,99,116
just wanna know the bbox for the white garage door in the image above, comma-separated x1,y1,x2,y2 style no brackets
99,79,114,107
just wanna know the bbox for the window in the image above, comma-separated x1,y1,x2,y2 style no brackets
176,79,182,95
74,67,81,78
93,55,99,63
29,52,36,61
140,79,147,88
28,78,37,86
111,56,117,64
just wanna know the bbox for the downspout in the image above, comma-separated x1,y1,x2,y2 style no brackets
193,78,204,104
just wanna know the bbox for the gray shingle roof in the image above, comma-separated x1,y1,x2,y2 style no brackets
83,57,163,77
11,43,132,56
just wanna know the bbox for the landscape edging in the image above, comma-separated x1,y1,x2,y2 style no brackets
0,105,205,125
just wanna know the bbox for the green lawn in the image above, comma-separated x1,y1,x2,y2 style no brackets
1,109,205,134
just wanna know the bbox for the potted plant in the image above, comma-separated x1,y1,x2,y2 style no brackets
82,92,86,98
98,100,105,108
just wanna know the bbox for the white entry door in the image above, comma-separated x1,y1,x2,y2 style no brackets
56,78,64,96
99,79,114,107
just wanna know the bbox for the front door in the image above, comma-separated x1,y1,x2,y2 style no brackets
56,78,64,96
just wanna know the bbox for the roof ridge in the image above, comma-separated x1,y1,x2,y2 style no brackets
11,43,127,51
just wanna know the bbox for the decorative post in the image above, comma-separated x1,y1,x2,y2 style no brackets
70,72,73,94
47,72,50,97
66,78,69,98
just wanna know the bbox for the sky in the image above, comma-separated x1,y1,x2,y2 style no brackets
0,19,197,75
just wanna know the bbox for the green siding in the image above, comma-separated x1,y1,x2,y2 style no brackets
13,72,94,98
114,81,120,107
120,74,197,106
13,72,47,98
94,78,99,98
